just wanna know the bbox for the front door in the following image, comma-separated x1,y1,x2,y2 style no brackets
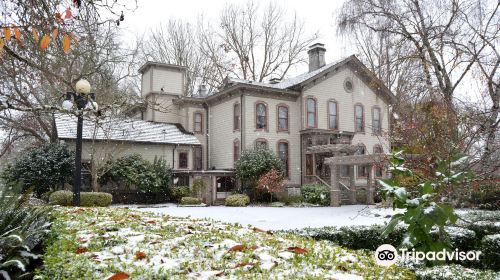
315,152,332,182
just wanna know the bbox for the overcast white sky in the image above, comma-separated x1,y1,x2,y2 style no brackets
120,0,351,76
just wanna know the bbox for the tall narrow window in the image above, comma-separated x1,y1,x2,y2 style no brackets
306,98,317,128
372,107,381,134
179,152,188,169
278,141,289,177
233,139,240,163
277,105,289,131
305,154,314,175
255,138,268,149
355,104,364,132
256,102,267,130
356,145,368,177
233,103,241,131
374,145,383,177
328,100,338,130
194,112,203,133
193,147,202,170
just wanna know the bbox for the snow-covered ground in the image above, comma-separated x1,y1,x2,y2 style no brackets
123,204,398,230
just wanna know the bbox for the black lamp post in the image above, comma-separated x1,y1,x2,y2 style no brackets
62,79,97,207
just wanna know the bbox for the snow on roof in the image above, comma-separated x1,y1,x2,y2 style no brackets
226,56,351,90
55,114,200,145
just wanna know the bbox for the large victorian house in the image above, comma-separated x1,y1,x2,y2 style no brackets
56,43,394,205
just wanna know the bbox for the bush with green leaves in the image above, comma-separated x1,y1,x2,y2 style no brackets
378,151,472,252
235,148,285,183
225,194,250,207
170,186,190,202
480,234,500,270
191,178,206,198
48,190,112,207
180,197,202,205
280,194,303,205
0,191,52,279
415,264,499,280
98,155,171,193
0,143,74,196
300,184,330,206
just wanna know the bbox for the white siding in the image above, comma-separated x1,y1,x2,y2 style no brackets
302,67,390,152
209,95,241,169
141,68,151,96
151,67,184,95
243,94,301,185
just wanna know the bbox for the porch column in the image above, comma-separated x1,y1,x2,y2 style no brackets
349,165,356,204
329,163,341,207
367,164,374,204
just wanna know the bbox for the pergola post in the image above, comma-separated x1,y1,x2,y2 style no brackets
348,165,356,204
329,163,341,207
367,164,374,204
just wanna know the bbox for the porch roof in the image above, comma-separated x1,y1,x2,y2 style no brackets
325,154,386,165
307,144,361,154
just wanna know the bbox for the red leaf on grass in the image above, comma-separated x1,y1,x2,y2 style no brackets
228,244,258,252
228,244,246,252
234,262,255,268
146,220,156,224
135,251,147,260
107,272,129,280
75,247,88,254
287,247,308,254
215,271,224,277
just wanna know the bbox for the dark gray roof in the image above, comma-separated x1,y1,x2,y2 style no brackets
55,114,200,145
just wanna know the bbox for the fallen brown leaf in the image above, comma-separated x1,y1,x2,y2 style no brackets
135,251,147,260
75,247,88,254
287,247,308,254
107,272,129,280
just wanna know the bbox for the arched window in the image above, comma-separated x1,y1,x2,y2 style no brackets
355,104,364,132
233,103,241,131
233,139,240,164
328,100,338,130
372,106,381,134
306,97,317,128
278,140,289,177
277,105,289,131
194,112,203,133
255,138,268,149
255,102,267,130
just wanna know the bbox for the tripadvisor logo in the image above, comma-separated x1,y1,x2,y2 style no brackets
374,244,482,267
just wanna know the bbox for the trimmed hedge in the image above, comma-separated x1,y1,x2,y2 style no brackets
480,234,500,270
225,194,250,207
49,190,112,207
300,184,330,206
180,197,202,205
415,264,499,280
170,186,190,202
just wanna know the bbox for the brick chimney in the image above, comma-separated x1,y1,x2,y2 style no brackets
308,43,326,72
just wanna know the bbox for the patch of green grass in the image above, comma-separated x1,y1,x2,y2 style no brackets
38,207,416,279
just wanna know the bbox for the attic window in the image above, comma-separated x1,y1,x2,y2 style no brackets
344,77,354,92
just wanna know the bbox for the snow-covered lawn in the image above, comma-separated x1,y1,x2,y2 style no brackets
128,204,397,230
38,207,414,279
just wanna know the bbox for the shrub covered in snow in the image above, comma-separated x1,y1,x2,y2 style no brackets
49,190,112,207
170,186,190,202
300,184,330,206
180,197,202,205
287,224,407,250
0,143,74,196
225,194,250,206
415,264,499,280
480,234,500,270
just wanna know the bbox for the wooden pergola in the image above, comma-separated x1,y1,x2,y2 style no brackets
324,153,386,207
